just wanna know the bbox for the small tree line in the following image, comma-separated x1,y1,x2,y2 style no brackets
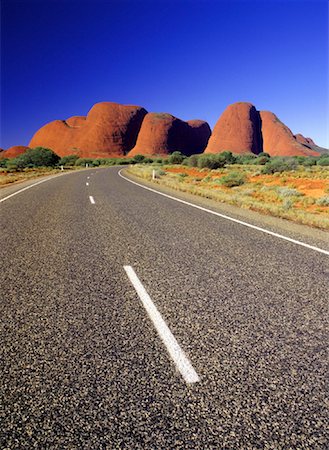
1,147,328,172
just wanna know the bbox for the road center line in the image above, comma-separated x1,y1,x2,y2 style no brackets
124,265,200,384
89,195,95,204
118,169,329,257
86,182,89,186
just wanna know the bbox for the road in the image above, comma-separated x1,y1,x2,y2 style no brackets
1,167,328,449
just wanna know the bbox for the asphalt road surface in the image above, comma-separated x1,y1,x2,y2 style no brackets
1,167,328,449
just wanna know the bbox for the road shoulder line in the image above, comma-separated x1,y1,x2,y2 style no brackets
118,169,329,256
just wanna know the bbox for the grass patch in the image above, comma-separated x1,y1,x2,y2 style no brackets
127,164,329,230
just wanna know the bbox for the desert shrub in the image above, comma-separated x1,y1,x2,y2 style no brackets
282,199,294,210
187,155,199,167
197,154,226,170
262,158,298,174
316,196,329,206
254,154,270,165
59,154,79,166
13,147,60,168
75,158,97,166
132,154,146,163
277,187,303,197
168,151,186,164
219,151,236,164
235,154,257,164
0,158,8,168
317,157,329,166
296,156,318,167
220,171,246,187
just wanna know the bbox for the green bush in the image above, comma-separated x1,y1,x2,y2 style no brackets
197,154,226,170
317,157,329,166
235,154,257,164
75,158,97,166
254,155,270,165
168,151,185,164
219,151,236,164
0,158,8,168
262,158,298,174
59,154,79,166
220,171,246,187
277,187,303,197
316,196,329,206
187,155,199,167
132,154,146,163
12,147,60,168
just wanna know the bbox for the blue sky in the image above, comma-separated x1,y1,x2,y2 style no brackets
1,0,328,149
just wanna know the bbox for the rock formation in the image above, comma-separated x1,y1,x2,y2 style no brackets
15,100,323,159
29,102,148,158
294,134,316,146
4,146,30,158
186,120,212,155
65,116,86,127
205,102,262,154
128,113,210,156
260,112,319,157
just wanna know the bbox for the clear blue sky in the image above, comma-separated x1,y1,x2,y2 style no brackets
1,0,328,149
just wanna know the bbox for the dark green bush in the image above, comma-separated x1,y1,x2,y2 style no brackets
59,154,79,166
75,158,96,166
262,158,298,174
220,172,246,187
133,154,146,163
187,155,199,167
168,151,185,164
0,158,8,168
13,147,60,168
197,154,226,170
235,154,257,164
317,157,329,166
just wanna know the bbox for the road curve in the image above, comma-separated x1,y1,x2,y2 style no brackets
1,167,328,448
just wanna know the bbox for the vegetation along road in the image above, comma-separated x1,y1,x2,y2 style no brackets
1,166,328,448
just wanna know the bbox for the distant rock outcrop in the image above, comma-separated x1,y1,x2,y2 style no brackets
65,116,86,127
128,113,210,156
294,134,315,147
20,100,324,159
205,102,262,155
186,120,212,155
4,146,30,158
260,112,319,157
29,102,148,158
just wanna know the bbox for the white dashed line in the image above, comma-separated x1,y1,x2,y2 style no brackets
89,196,95,204
124,265,200,384
118,169,329,257
86,182,89,186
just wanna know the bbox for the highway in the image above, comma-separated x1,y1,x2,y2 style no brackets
1,167,328,449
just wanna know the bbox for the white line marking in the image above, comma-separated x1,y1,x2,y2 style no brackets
86,182,89,186
124,265,200,384
89,195,95,204
87,176,90,179
118,169,329,256
0,175,62,203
